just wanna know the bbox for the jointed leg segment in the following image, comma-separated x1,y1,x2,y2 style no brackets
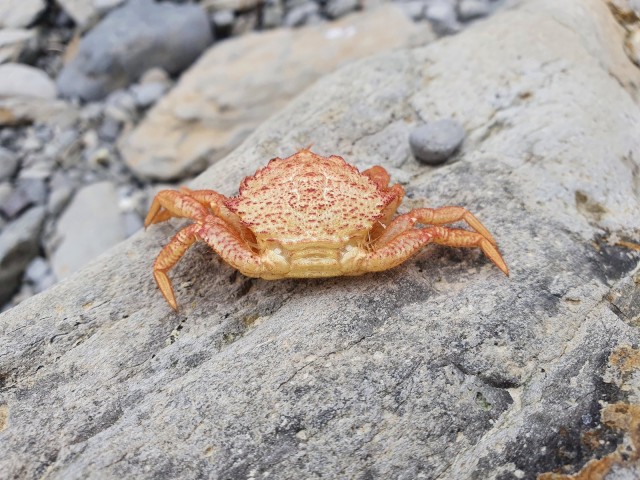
144,190,210,227
151,215,264,311
363,226,508,275
374,207,497,247
152,223,199,311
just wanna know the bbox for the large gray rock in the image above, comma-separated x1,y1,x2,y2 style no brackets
57,0,213,101
1,0,640,478
119,4,432,181
0,207,45,304
50,181,126,279
0,64,57,99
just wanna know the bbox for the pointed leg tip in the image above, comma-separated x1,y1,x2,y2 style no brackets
492,256,509,277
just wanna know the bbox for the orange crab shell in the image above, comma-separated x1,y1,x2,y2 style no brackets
224,151,398,245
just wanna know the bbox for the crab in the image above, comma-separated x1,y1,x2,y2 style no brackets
145,149,508,310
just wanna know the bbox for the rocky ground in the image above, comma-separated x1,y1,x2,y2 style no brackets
1,0,640,478
0,0,509,312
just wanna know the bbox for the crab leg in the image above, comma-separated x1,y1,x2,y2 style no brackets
369,184,405,241
152,216,265,310
362,226,508,275
145,188,255,243
183,188,255,243
374,207,498,248
197,216,265,278
152,224,200,311
361,166,406,241
145,190,210,227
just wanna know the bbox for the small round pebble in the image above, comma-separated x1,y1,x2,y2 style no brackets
409,119,465,165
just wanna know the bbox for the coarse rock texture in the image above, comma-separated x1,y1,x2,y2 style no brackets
119,4,432,181
2,0,640,479
50,181,126,280
56,0,213,101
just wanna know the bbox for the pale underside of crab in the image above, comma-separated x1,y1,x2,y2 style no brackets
145,150,508,310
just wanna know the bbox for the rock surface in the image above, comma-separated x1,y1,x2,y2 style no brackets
1,0,640,479
50,181,126,279
57,0,127,28
0,0,46,28
0,64,57,99
0,147,18,181
0,98,78,128
57,0,213,101
119,4,431,181
0,29,36,64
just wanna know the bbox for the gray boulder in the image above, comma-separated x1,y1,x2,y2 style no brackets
0,0,45,29
57,0,213,101
0,64,57,99
50,181,126,279
1,0,640,478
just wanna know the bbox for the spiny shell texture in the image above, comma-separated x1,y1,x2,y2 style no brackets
225,151,395,243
